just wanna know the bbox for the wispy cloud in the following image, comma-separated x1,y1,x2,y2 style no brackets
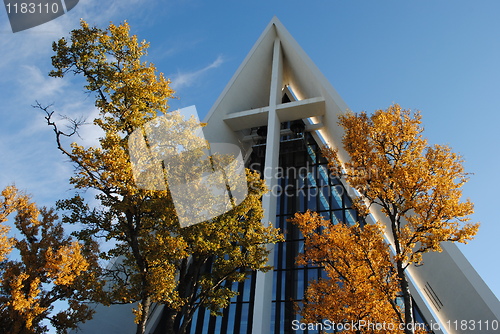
155,38,204,60
170,55,225,90
0,0,149,206
0,0,153,74
18,65,68,99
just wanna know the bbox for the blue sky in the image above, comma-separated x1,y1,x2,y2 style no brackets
1,0,499,308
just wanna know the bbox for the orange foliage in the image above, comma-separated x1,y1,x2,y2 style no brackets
319,104,478,333
0,186,97,334
292,211,405,333
322,104,478,266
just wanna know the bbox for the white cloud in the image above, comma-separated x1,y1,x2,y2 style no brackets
0,0,153,76
18,65,68,99
170,55,225,90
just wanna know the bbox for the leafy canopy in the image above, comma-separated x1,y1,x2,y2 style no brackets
292,211,405,332
320,104,478,333
0,186,98,334
46,20,282,334
322,104,478,267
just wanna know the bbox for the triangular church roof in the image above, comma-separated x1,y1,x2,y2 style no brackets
203,17,352,163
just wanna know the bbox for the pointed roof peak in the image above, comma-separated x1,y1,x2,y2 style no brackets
203,15,349,152
269,15,282,26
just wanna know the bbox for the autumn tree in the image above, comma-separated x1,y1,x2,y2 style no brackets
42,20,282,334
0,185,99,334
321,104,479,333
292,211,405,333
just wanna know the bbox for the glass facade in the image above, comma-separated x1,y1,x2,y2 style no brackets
182,123,365,334
268,127,364,334
184,267,256,334
178,120,431,334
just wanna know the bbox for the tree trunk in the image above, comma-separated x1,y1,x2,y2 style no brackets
396,259,414,334
125,210,152,334
178,307,197,334
162,307,178,334
390,214,414,334
174,257,205,334
136,295,152,334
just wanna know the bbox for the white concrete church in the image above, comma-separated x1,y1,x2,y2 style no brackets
74,17,500,334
